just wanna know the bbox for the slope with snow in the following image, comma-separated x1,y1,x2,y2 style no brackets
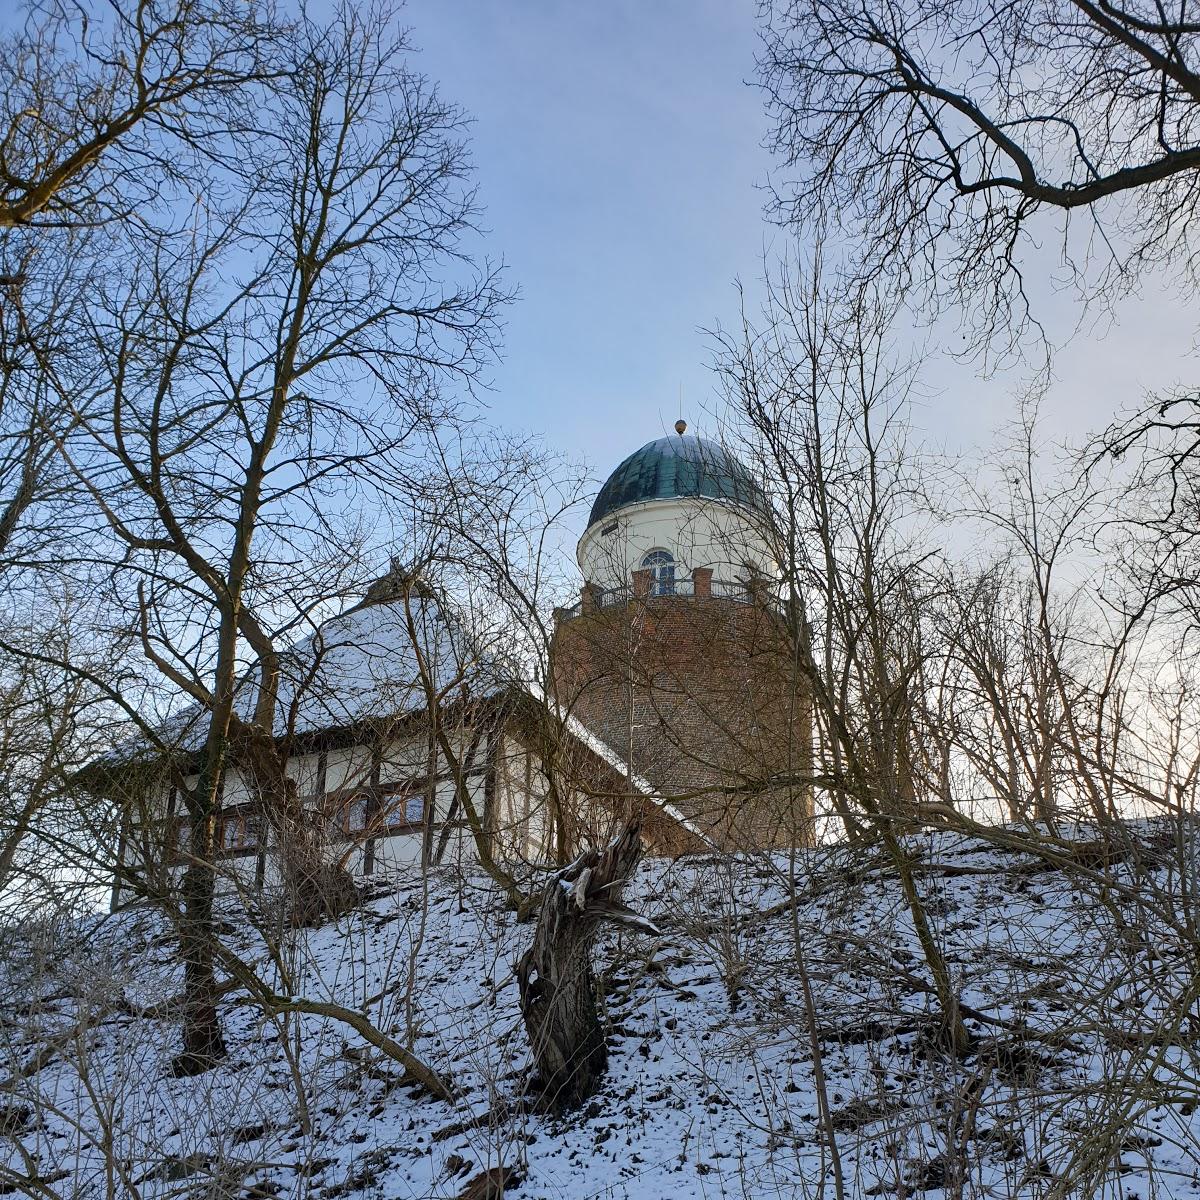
3,829,1199,1199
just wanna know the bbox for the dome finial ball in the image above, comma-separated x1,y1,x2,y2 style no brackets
674,418,687,436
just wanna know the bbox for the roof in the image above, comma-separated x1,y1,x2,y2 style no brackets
524,682,715,850
105,590,504,766
587,434,768,529
94,588,711,847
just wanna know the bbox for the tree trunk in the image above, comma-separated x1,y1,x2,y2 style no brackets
279,807,361,928
173,850,226,1075
515,821,656,1112
234,724,360,927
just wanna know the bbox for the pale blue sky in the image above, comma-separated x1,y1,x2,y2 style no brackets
405,1,1199,511
404,1,775,464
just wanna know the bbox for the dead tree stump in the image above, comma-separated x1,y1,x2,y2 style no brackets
515,821,658,1112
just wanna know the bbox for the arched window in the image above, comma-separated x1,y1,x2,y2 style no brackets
641,549,675,596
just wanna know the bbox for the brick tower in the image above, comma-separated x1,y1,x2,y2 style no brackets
550,423,813,851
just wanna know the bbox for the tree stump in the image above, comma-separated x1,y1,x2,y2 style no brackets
515,821,658,1112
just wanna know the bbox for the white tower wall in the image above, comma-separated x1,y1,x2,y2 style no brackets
577,496,776,590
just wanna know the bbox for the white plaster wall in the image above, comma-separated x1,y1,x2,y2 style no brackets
577,497,776,590
143,776,175,823
442,773,481,823
285,752,322,799
492,735,553,861
379,733,428,784
221,766,252,806
420,822,474,869
325,745,372,793
371,831,425,870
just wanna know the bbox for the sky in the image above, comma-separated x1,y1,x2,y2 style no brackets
404,0,1200,530
402,2,778,466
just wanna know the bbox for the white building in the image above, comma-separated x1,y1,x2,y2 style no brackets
100,426,808,901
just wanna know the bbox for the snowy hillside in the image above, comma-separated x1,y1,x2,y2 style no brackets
4,829,1200,1199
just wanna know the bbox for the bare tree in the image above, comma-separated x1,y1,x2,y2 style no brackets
29,0,506,1073
1099,391,1200,641
0,0,279,231
0,0,292,592
715,259,972,1052
758,0,1200,348
0,594,116,907
391,430,593,902
933,562,1066,825
0,255,87,565
515,820,658,1111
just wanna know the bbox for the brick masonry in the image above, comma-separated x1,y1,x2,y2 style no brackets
549,584,814,851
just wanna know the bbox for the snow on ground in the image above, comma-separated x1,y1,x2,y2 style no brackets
3,828,1200,1199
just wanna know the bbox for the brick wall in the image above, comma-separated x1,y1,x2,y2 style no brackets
549,590,814,850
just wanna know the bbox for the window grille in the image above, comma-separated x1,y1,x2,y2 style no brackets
640,549,676,596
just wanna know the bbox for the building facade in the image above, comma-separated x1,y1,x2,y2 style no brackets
550,426,813,849
104,425,811,903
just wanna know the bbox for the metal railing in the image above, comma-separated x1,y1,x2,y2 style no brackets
597,584,631,608
711,579,754,604
554,575,758,622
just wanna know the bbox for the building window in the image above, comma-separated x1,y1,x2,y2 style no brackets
380,782,427,831
219,807,258,854
340,791,372,836
641,549,675,596
334,781,428,837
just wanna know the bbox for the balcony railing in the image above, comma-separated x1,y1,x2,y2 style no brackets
554,575,758,622
711,579,754,604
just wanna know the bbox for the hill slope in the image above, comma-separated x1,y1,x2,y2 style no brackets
3,829,1199,1199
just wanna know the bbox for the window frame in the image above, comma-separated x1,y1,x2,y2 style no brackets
334,779,430,838
338,789,374,837
640,548,676,596
217,805,260,857
377,780,428,833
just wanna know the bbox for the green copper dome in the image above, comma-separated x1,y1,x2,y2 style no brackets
588,434,768,528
